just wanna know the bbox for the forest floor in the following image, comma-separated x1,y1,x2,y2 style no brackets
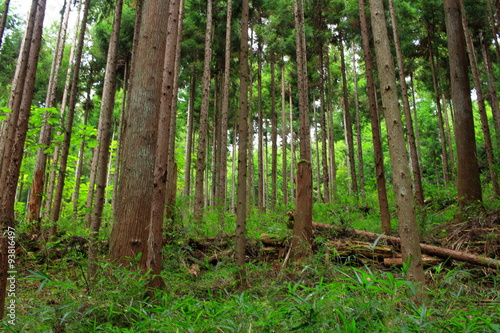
5,205,500,332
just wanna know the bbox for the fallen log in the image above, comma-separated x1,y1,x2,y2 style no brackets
384,255,443,267
313,222,499,269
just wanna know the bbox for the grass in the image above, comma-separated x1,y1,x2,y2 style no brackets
5,196,500,332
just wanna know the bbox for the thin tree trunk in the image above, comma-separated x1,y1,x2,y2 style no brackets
88,0,124,279
289,85,295,203
410,72,424,186
235,0,250,289
257,38,264,213
72,101,90,216
27,0,69,233
50,0,91,238
353,44,365,199
325,53,337,200
369,0,425,290
281,61,288,206
358,0,391,233
388,0,424,206
217,0,232,224
427,28,451,187
339,36,358,195
183,73,196,204
319,47,331,203
0,0,10,48
270,56,278,210
194,0,213,222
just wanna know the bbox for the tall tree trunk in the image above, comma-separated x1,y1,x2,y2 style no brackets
427,27,452,187
325,53,337,200
487,0,500,65
257,38,265,213
270,56,278,210
183,73,196,206
369,0,425,290
88,0,124,279
281,61,288,206
194,0,213,222
445,0,483,208
353,45,365,198
147,0,182,288
358,0,391,233
217,0,232,224
49,0,91,238
235,0,250,289
27,0,70,234
291,0,313,261
410,72,424,186
109,0,169,270
0,0,37,181
481,35,500,146
460,0,500,198
72,100,90,216
339,36,358,195
0,0,10,48
388,0,424,206
0,0,45,319
289,86,296,203
319,47,331,203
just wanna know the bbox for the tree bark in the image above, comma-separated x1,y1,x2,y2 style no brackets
339,36,358,195
0,0,45,319
352,44,365,199
481,36,500,147
388,0,424,206
0,0,10,48
460,0,500,199
257,37,265,213
444,0,483,208
370,0,425,287
49,0,91,238
88,0,124,279
291,0,313,261
281,61,288,206
194,0,213,222
270,57,278,210
358,0,391,233
109,0,169,269
235,0,250,289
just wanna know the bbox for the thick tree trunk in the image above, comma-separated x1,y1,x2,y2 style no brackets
444,0,483,208
194,0,213,222
358,0,391,233
369,0,425,289
235,0,250,289
147,0,182,288
388,0,424,206
460,0,500,199
109,0,169,269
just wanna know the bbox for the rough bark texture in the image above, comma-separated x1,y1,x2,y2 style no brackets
147,0,182,288
235,0,250,289
370,0,425,287
88,0,124,279
444,0,483,208
0,0,45,318
0,0,10,48
194,0,213,222
358,0,391,233
388,0,424,206
291,0,313,261
109,0,169,269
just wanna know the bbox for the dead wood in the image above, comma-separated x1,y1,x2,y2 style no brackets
384,255,443,267
312,222,499,269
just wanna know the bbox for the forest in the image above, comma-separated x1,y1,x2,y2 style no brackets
0,0,499,331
